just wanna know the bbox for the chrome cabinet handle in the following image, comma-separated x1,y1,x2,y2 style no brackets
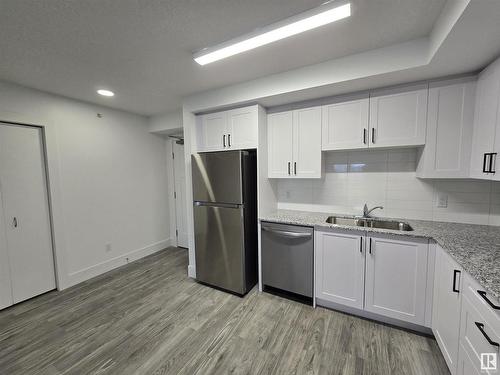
294,162,297,175
371,128,376,144
369,237,372,254
360,237,363,253
262,227,312,238
490,152,497,174
475,322,499,347
13,217,18,228
363,128,367,144
223,134,226,147
228,134,231,148
288,162,291,175
483,153,489,173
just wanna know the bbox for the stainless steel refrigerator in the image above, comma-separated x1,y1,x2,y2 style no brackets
192,150,257,295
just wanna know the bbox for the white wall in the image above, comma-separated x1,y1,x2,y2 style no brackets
149,109,182,134
0,80,171,289
276,148,500,226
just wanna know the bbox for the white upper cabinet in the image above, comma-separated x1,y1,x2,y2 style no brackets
417,78,476,178
268,111,294,178
196,105,258,152
369,83,428,148
470,58,500,180
364,234,429,325
321,93,369,150
315,230,365,309
267,106,322,178
226,106,258,150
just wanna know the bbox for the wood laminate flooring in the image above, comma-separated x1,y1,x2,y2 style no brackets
0,247,450,375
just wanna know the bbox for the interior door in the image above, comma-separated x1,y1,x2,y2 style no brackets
0,123,55,304
293,106,322,178
268,111,293,178
364,235,428,325
173,141,188,248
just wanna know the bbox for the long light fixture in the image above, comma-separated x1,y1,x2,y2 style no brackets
193,2,351,66
97,89,115,97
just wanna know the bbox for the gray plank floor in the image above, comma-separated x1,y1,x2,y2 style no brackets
0,247,450,375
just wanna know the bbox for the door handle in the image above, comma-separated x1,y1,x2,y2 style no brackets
477,290,500,310
363,128,367,145
223,134,226,148
452,269,461,293
294,162,297,175
483,153,489,173
371,128,376,144
12,217,18,228
228,134,231,148
262,227,312,239
475,322,500,348
288,162,291,175
489,152,497,173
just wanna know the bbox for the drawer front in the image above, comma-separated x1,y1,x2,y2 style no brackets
463,273,500,336
460,293,500,373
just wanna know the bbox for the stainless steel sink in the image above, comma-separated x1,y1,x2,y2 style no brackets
325,216,413,232
325,216,364,227
364,219,413,231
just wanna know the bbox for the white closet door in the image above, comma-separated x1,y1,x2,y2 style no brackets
0,124,55,304
173,141,188,248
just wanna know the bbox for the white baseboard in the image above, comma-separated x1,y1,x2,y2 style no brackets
187,264,196,278
64,238,172,289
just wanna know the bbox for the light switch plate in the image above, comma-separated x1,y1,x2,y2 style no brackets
437,193,448,208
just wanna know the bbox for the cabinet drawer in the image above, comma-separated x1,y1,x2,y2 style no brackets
460,293,500,372
463,273,500,335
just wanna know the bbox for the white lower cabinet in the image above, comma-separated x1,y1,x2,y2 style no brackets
315,230,430,326
315,230,365,309
457,343,481,375
364,235,429,325
432,245,463,375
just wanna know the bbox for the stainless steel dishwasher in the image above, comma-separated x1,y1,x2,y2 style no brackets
261,222,313,300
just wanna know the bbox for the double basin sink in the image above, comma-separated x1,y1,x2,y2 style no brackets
326,216,413,231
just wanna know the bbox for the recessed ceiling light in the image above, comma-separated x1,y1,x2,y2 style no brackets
97,89,115,97
193,2,351,65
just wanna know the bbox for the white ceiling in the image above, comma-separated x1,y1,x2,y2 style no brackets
0,0,446,115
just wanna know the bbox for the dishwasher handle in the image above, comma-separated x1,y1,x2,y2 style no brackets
262,226,312,239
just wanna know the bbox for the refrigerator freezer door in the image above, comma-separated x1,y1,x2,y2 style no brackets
191,151,243,204
194,203,245,294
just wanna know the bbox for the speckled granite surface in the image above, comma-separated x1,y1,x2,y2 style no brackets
260,209,500,301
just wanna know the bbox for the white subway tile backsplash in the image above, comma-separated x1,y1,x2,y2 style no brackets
275,149,500,226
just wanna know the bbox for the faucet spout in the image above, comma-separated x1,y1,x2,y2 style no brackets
363,203,384,218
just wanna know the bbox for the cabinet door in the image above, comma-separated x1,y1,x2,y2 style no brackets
322,94,369,150
417,79,476,178
457,343,481,375
315,230,365,309
369,83,428,148
470,61,500,179
293,106,322,178
227,106,258,150
268,111,293,178
432,246,462,375
197,112,227,152
364,235,428,325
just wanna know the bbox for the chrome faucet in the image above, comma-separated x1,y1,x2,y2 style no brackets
363,203,383,218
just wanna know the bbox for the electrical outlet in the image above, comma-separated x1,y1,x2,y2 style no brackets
105,243,112,252
437,193,448,208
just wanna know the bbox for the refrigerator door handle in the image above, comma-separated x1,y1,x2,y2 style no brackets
194,201,241,209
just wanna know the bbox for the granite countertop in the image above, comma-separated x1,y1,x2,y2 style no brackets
259,209,500,301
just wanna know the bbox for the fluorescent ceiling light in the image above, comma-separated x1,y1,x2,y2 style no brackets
97,89,115,97
193,2,351,65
